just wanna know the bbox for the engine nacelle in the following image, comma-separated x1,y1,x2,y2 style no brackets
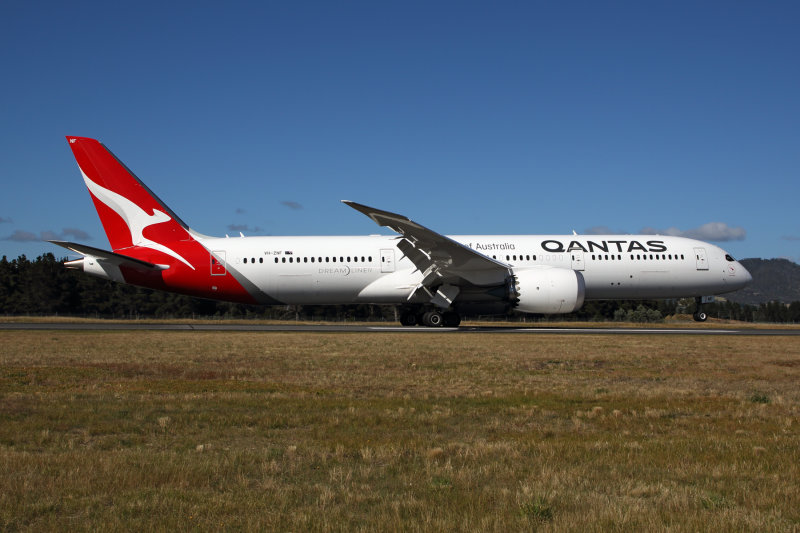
510,266,586,314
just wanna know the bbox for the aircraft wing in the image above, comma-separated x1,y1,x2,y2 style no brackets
49,241,167,271
343,202,511,304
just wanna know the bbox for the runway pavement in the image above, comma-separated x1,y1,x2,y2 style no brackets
1,322,798,335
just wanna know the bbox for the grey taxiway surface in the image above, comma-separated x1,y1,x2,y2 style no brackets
1,322,798,336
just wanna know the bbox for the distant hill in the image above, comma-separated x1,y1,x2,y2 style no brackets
725,258,800,306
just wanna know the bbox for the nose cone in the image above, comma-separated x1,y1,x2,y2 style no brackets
729,261,753,291
740,263,753,286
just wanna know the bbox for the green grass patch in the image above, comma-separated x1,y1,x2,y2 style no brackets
1,330,799,531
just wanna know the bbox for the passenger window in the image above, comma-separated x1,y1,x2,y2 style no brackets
259,257,263,263
282,258,286,263
274,258,278,263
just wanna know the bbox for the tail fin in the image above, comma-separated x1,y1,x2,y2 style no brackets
66,136,196,269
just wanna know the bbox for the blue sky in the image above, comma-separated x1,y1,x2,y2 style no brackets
1,1,798,262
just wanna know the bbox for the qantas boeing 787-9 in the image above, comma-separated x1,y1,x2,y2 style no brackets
51,136,752,326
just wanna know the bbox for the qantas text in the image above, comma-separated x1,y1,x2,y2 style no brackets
541,239,667,253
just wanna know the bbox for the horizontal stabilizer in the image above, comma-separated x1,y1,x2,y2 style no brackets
49,241,167,271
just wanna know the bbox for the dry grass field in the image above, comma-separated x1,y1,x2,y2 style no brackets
1,329,799,531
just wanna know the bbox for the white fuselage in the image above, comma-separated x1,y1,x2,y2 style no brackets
196,233,750,305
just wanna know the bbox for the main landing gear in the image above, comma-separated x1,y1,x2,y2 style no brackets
399,308,461,328
693,296,708,322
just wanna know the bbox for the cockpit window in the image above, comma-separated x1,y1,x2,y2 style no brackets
725,254,735,262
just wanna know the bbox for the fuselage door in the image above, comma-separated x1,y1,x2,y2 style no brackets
211,251,227,276
694,247,708,270
571,251,585,271
380,248,395,273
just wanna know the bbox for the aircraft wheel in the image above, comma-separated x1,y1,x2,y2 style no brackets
442,312,461,327
693,311,708,322
400,312,417,326
422,311,443,327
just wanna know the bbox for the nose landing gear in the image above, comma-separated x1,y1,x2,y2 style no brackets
693,296,709,322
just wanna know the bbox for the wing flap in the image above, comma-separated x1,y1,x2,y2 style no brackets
343,201,510,289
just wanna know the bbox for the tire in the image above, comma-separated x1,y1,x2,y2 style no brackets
693,311,708,322
423,311,443,327
400,312,417,326
442,312,461,327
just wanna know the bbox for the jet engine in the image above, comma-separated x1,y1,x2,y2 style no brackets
509,266,586,314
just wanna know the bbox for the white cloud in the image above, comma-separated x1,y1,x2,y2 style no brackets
5,228,92,242
227,224,263,233
640,222,746,242
584,225,623,235
5,230,39,242
61,228,90,240
281,201,303,210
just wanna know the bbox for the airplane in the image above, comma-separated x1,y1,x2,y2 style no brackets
51,136,752,327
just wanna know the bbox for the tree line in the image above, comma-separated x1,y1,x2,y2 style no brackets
1,254,799,323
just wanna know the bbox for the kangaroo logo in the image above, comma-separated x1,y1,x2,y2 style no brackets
81,170,195,270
